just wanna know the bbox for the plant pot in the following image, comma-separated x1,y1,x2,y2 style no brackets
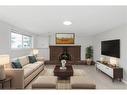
86,58,92,65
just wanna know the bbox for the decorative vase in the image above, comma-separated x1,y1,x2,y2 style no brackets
61,60,66,68
0,65,6,80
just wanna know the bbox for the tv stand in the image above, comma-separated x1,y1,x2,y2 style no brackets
96,61,123,81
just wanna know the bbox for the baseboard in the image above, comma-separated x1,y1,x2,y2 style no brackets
122,80,127,84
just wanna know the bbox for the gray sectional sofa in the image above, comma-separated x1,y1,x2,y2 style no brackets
5,56,45,89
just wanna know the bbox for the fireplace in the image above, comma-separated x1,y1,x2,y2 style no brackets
59,47,71,61
49,45,81,63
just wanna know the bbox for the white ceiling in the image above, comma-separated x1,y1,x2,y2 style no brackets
0,6,127,36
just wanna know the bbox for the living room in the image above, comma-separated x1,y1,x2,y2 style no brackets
0,5,127,92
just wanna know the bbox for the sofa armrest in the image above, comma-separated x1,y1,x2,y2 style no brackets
36,57,45,61
5,68,24,89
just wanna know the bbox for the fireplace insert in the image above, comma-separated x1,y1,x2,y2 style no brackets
59,52,71,61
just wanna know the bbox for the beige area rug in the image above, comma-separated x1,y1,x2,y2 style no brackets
26,66,85,89
26,65,127,89
57,80,71,89
42,68,85,76
42,67,85,89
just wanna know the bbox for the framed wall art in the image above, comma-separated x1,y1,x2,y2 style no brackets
56,33,75,44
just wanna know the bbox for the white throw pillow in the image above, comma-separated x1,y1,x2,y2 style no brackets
18,56,29,66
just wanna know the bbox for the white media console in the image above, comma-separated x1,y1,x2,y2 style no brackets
96,61,123,81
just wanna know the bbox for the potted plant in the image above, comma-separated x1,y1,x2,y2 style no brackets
85,46,93,65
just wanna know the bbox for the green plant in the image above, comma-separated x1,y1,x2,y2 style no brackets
85,46,93,59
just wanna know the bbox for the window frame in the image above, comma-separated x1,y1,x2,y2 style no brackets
11,32,33,49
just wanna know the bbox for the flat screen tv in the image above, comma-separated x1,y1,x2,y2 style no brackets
101,39,120,58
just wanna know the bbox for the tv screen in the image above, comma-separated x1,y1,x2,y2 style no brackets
101,39,120,58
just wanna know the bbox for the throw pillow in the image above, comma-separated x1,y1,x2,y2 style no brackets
12,59,22,68
11,63,15,68
28,56,37,63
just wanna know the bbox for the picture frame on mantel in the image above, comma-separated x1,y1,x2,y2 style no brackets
56,33,75,44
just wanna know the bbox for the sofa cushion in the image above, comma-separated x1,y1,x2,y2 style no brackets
28,56,37,63
24,68,35,78
23,61,43,69
12,59,22,68
19,56,29,66
23,61,44,78
32,61,44,69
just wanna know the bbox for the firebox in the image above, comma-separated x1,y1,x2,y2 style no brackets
59,47,71,61
59,52,71,61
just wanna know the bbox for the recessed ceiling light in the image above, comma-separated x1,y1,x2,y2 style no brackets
63,21,72,25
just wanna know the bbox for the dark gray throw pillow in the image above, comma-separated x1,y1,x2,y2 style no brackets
28,56,37,63
12,59,22,68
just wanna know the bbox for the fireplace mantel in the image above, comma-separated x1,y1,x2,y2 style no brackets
49,45,81,47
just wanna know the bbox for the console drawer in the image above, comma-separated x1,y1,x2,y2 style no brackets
104,67,113,78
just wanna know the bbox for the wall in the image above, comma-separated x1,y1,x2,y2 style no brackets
0,20,93,60
35,33,93,60
34,36,49,60
93,24,127,82
0,20,37,59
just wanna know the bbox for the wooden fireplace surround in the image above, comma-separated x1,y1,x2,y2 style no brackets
45,45,82,65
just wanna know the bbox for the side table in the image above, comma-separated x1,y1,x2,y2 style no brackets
0,76,12,89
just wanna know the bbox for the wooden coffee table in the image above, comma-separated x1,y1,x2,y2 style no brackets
54,65,73,79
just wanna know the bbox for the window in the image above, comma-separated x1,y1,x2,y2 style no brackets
23,35,32,48
11,32,22,48
11,32,32,49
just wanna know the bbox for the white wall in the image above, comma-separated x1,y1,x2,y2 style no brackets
0,20,37,58
34,36,49,59
35,34,93,60
93,24,127,81
0,20,93,60
76,35,93,60
0,21,10,54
